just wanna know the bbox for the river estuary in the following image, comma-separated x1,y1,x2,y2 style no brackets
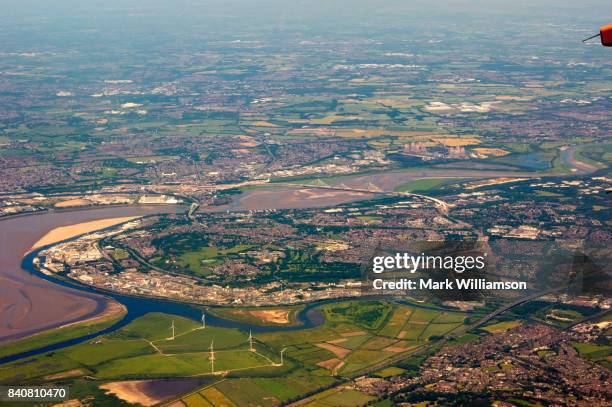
0,205,325,365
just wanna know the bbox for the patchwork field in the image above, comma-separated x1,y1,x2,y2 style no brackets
259,301,466,377
0,301,469,406
301,386,376,407
166,301,469,405
0,313,278,384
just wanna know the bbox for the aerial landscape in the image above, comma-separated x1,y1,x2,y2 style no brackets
0,0,610,406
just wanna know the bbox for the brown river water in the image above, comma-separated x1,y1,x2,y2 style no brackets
0,205,182,343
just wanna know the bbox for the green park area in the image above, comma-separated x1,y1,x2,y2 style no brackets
152,230,255,277
177,243,255,276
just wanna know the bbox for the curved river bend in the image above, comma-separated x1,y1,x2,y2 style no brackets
1,247,325,364
0,205,186,343
0,206,324,365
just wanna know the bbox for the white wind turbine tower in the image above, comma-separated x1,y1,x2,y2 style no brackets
209,340,215,373
280,347,287,366
201,312,206,329
170,320,175,340
248,330,254,352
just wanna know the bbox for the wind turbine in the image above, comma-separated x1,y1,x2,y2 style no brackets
209,340,215,373
280,347,287,366
170,320,175,340
248,330,255,352
201,312,206,329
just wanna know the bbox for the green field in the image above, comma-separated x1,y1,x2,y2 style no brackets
95,353,205,378
63,338,153,366
420,322,462,340
432,312,467,324
373,366,407,378
481,320,522,333
179,246,219,276
572,342,612,369
302,387,375,407
447,333,480,346
400,323,426,340
177,244,255,277
155,326,247,353
377,305,412,337
0,309,126,359
108,313,197,342
212,375,336,406
0,313,273,383
409,308,444,323
323,300,392,331
183,391,215,407
394,177,463,193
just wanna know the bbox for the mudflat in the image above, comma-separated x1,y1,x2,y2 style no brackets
213,186,375,212
0,205,182,343
325,169,536,191
100,381,163,407
31,216,139,250
100,378,210,406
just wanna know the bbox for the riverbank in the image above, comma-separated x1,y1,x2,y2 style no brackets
0,301,126,359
